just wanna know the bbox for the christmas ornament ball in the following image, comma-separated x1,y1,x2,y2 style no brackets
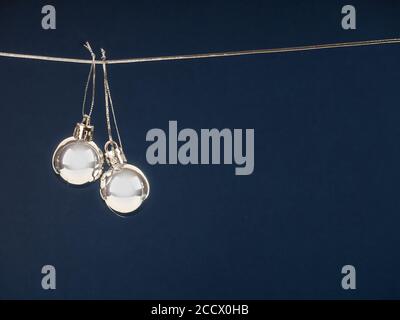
100,163,150,215
52,137,104,185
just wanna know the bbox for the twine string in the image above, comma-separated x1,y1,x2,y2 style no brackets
0,38,399,65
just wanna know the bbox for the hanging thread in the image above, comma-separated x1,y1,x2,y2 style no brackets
81,42,96,118
101,48,123,150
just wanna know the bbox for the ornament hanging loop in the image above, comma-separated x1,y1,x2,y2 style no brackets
104,140,118,151
104,140,127,167
101,48,124,151
82,41,97,119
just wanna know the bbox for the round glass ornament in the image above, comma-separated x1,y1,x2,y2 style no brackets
52,116,104,185
100,141,150,215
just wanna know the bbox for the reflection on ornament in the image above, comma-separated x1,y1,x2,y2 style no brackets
100,141,149,215
52,115,104,185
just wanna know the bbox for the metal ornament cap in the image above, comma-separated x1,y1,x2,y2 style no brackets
100,158,150,215
104,140,127,167
52,116,104,185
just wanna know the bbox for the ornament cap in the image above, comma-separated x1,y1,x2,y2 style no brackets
73,114,94,141
104,140,127,167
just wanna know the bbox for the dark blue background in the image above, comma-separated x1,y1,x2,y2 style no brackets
0,0,400,299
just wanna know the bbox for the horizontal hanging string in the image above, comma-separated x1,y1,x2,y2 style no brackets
0,38,400,65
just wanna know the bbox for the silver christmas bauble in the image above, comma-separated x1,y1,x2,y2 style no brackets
99,141,149,215
53,138,104,185
100,163,150,215
52,117,104,185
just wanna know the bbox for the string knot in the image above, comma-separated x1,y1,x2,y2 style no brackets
101,48,107,62
84,41,96,61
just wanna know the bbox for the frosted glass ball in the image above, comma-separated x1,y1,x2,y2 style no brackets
100,164,150,215
52,137,104,185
